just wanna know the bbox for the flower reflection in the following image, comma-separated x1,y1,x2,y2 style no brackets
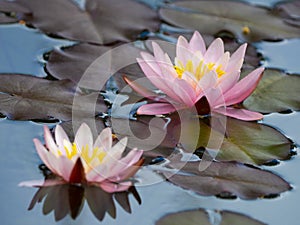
27,182,141,222
125,31,264,121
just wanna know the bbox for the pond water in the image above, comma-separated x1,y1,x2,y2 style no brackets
0,0,299,225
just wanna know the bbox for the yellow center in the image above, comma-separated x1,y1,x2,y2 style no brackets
174,60,225,80
58,140,107,166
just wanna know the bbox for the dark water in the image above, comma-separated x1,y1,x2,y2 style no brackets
0,0,299,224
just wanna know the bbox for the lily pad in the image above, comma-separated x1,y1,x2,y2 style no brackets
161,160,291,199
108,110,292,166
0,13,16,23
0,0,29,23
6,0,160,44
46,43,144,90
274,0,300,27
243,69,300,113
156,208,266,225
0,74,106,121
159,1,300,42
198,117,293,165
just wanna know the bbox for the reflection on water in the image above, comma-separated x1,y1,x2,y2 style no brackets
28,181,141,222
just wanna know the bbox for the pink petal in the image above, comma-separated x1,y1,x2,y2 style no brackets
152,41,166,63
109,150,143,181
99,181,132,193
54,124,70,155
176,35,191,65
204,86,225,109
223,67,264,106
123,76,161,99
137,103,177,115
43,126,58,155
204,38,224,63
172,78,197,107
94,127,112,152
137,58,182,103
214,107,263,121
74,123,93,155
107,137,128,161
197,70,218,92
86,163,107,183
217,71,240,95
181,71,200,90
216,52,230,69
140,52,161,75
152,43,177,79
226,44,247,73
189,31,206,55
54,155,77,182
34,138,58,174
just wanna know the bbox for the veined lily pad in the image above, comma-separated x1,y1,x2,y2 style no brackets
161,160,291,199
3,0,160,44
159,1,300,42
156,208,266,225
0,74,106,121
243,69,300,113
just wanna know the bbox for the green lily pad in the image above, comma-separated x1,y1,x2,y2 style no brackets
156,208,266,225
0,74,106,121
4,0,160,44
243,69,300,113
161,160,291,199
109,110,292,165
162,111,293,165
159,1,300,42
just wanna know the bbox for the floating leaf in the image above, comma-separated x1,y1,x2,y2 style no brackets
156,208,266,225
46,43,145,90
273,0,300,27
0,74,106,120
6,0,160,44
243,69,300,113
161,160,291,199
201,117,292,165
0,0,29,23
159,1,300,42
108,109,292,166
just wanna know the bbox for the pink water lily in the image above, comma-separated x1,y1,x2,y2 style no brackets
19,123,144,193
125,31,264,121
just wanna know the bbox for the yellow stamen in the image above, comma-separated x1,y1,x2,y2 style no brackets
175,60,226,80
81,145,107,165
174,65,184,78
63,141,78,159
98,151,107,163
216,65,226,77
206,62,215,70
242,26,250,35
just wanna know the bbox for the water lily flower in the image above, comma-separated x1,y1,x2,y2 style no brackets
19,123,144,193
125,31,264,121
